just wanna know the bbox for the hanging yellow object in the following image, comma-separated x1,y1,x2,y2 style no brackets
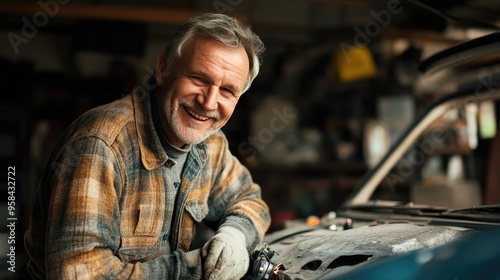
334,44,378,83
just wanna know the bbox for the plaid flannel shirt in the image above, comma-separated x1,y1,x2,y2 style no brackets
24,89,271,279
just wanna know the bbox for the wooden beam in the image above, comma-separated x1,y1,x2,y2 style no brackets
0,3,248,25
299,0,369,9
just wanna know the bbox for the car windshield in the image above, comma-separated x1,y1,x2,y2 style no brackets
345,89,500,210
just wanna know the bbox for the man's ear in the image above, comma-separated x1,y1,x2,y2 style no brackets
156,53,168,86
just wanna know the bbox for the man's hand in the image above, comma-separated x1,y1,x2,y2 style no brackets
202,227,249,280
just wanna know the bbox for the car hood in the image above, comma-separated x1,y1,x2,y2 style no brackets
264,222,471,280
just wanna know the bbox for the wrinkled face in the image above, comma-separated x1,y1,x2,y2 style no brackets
155,36,249,147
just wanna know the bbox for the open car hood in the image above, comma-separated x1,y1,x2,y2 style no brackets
344,31,500,206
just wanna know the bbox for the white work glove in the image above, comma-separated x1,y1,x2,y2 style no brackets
185,249,202,267
202,227,249,280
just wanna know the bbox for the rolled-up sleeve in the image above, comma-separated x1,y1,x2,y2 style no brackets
205,133,271,250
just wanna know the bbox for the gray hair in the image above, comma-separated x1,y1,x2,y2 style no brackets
163,13,264,93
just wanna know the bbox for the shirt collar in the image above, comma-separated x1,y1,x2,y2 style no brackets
132,87,168,170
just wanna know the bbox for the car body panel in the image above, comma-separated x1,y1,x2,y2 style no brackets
265,222,470,279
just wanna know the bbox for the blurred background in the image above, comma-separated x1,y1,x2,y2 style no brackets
1,0,500,275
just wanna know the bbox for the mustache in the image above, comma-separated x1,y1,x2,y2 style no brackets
180,100,220,120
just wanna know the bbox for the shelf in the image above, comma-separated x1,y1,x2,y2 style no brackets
381,27,462,46
433,146,473,155
249,161,367,177
248,162,367,193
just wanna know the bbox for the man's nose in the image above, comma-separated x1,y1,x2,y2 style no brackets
200,86,218,111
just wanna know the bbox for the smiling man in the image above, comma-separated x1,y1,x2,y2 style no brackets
155,34,249,147
22,13,271,279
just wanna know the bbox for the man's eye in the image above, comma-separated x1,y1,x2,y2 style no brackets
190,76,205,85
221,87,234,95
223,89,240,98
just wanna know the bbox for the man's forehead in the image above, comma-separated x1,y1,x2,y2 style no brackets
184,37,248,85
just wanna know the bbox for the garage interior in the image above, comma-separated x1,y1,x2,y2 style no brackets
1,0,500,276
